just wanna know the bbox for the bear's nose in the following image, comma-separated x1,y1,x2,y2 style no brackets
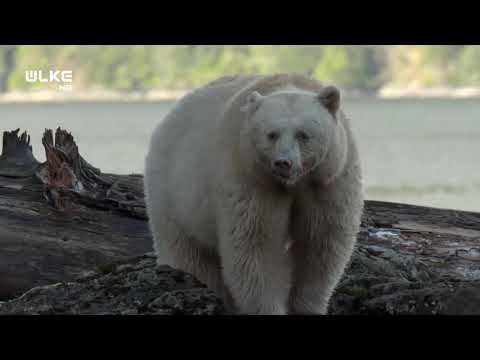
273,159,293,172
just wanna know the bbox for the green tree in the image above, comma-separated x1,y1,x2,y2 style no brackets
1,45,477,92
456,46,480,85
0,45,16,92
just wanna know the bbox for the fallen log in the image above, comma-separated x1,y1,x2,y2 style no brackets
1,128,480,314
0,128,152,300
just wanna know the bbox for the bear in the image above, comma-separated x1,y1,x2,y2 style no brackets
144,74,364,315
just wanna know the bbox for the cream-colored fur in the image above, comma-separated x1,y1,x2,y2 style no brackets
144,74,364,315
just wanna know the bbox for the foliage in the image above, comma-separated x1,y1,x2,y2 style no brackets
0,45,477,92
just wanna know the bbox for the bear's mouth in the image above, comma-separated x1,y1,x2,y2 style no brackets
273,170,291,179
272,169,303,185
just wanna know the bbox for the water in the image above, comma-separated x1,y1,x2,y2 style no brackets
0,98,479,212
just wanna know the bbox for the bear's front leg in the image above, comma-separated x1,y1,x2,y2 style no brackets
289,228,357,315
289,188,362,315
217,187,292,315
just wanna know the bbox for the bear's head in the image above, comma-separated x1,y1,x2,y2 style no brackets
240,85,345,187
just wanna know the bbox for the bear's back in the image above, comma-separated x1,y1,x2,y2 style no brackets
144,75,265,246
144,73,357,249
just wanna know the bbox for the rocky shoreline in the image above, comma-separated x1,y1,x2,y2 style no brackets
0,89,189,104
0,254,227,315
1,86,480,104
378,86,480,99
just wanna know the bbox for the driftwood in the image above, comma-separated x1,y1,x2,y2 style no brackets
1,128,480,314
0,128,151,300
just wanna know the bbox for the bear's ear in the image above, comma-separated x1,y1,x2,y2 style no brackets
318,86,340,120
240,91,264,114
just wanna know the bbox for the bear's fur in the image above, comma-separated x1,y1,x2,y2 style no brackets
144,74,364,315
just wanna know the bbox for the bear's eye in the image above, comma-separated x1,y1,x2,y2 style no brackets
267,131,280,141
296,130,310,142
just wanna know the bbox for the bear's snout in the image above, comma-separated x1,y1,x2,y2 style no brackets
272,158,293,177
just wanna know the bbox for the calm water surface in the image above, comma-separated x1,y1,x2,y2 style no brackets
1,98,479,212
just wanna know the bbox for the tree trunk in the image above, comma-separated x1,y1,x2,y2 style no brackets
1,128,480,314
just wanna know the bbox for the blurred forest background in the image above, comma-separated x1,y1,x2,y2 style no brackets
0,45,479,92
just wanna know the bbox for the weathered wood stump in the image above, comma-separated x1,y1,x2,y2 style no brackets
0,128,151,300
1,127,480,314
0,128,39,177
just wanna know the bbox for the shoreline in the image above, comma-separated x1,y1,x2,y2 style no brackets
0,86,480,104
0,89,190,104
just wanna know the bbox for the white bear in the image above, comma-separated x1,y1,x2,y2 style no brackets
144,74,364,315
